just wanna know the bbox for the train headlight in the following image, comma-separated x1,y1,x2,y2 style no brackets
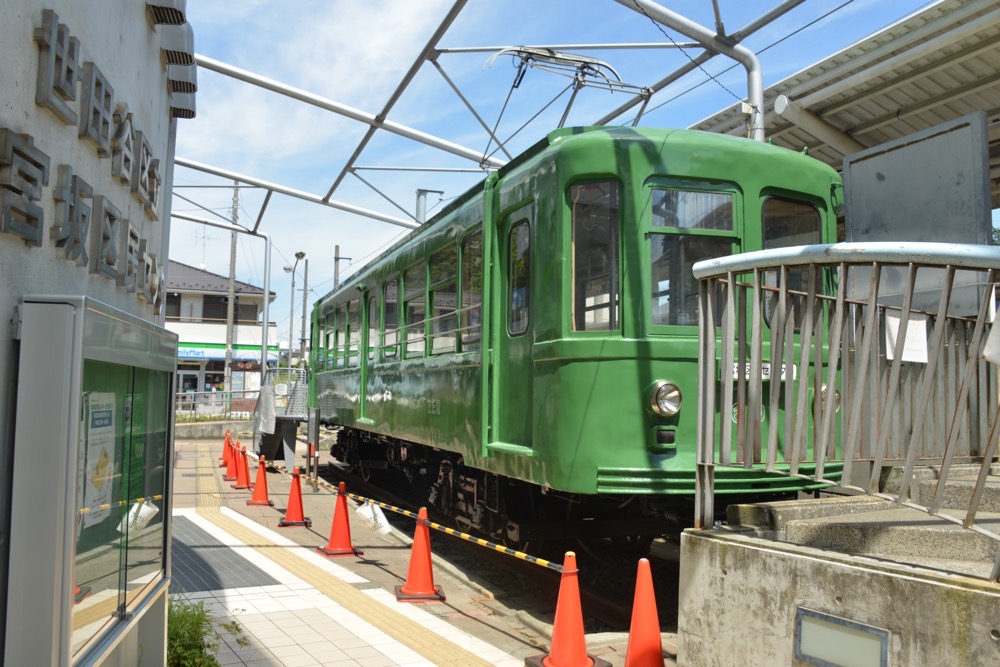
650,381,682,417
820,384,841,413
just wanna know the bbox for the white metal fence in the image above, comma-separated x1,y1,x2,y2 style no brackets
694,242,1000,581
174,390,259,420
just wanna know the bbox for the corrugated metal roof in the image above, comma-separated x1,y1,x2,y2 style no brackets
691,0,1000,206
166,260,273,296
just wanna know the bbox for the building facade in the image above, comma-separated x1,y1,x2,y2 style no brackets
165,260,278,394
0,1,194,664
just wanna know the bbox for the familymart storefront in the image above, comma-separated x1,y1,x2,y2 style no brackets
177,343,279,394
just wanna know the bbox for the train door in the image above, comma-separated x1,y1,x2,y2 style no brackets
493,204,534,448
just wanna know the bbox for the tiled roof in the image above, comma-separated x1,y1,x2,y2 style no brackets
166,260,274,297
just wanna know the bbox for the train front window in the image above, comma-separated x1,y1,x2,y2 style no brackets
653,189,733,231
762,197,823,325
650,188,734,327
571,182,619,332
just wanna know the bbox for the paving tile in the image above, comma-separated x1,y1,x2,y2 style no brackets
277,653,322,667
268,644,310,659
355,654,397,667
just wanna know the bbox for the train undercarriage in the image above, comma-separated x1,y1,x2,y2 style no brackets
328,426,687,554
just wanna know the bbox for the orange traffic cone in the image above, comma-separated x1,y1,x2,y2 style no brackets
72,576,91,605
525,551,611,667
394,507,445,602
247,456,274,506
624,559,664,667
223,439,238,481
232,446,251,490
220,434,231,468
318,482,363,557
219,431,230,466
278,467,311,527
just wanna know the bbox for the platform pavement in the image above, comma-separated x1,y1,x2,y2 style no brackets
170,436,579,667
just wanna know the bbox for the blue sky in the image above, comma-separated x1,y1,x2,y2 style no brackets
170,0,982,347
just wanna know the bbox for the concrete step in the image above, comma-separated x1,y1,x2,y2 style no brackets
881,463,1000,508
782,506,1000,576
913,475,1000,512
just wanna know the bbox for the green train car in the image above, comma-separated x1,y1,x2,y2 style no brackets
309,126,841,545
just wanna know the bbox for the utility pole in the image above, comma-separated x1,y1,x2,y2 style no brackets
334,244,341,290
224,181,238,393
299,259,308,368
415,189,444,223
333,245,351,290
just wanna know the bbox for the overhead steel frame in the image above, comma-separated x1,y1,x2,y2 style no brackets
177,0,814,230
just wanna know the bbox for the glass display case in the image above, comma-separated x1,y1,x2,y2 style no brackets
7,297,176,665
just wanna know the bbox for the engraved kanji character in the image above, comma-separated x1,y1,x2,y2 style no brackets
118,221,140,292
131,131,152,206
0,129,51,246
138,239,153,302
51,164,93,266
111,103,134,187
33,10,82,125
91,196,121,280
145,157,161,220
79,62,114,156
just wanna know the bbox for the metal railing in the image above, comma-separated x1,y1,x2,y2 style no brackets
264,367,309,419
694,242,1000,581
174,390,260,420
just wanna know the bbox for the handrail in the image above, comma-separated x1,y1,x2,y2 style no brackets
695,241,1000,581
693,241,1000,278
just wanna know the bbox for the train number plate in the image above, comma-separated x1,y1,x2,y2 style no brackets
732,362,796,382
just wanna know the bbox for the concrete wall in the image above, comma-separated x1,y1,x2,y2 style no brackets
678,529,1000,666
0,1,192,663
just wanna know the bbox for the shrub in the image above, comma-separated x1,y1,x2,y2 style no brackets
167,595,249,666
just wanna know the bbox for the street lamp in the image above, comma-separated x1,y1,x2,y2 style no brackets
284,251,305,367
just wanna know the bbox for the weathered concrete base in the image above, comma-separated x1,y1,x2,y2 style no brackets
174,420,254,441
678,528,1000,667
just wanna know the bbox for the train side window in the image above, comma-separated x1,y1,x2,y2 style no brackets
404,262,426,358
324,310,337,370
762,197,822,326
461,230,483,348
367,293,379,363
509,221,530,335
571,182,619,331
335,306,347,369
650,189,734,326
383,278,399,359
347,299,361,367
430,244,458,354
